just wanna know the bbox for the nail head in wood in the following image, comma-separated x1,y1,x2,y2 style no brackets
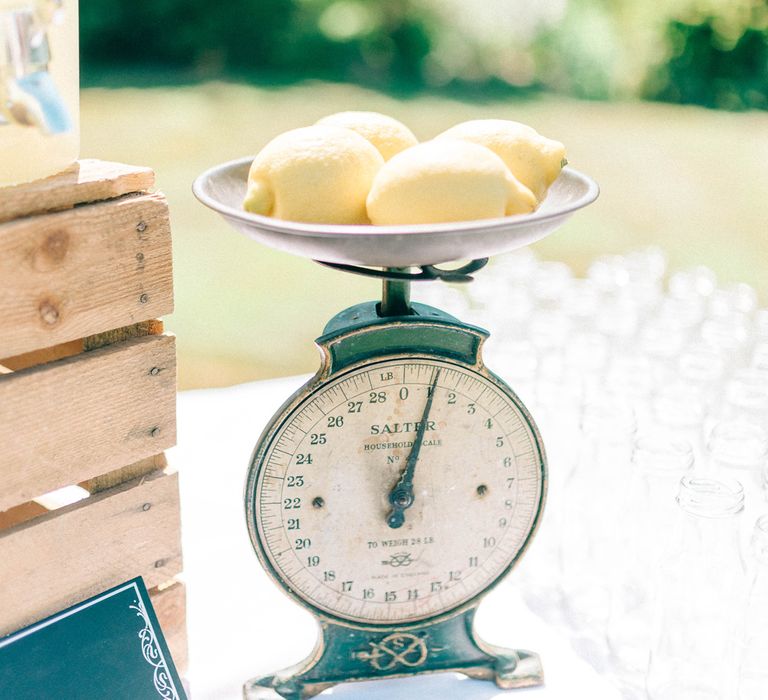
38,300,60,326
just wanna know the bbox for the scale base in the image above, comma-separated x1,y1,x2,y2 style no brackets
243,608,543,699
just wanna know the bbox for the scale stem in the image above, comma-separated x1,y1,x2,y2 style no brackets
380,269,411,316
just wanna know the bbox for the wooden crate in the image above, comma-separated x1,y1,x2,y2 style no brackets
0,161,187,671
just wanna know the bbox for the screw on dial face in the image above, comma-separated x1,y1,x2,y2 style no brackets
250,357,544,625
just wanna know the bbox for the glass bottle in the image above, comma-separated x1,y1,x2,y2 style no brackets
738,514,768,699
652,382,707,461
639,319,686,389
417,283,471,332
492,247,539,284
700,316,751,366
562,278,600,324
622,247,666,318
656,295,706,340
661,265,716,339
706,421,768,501
752,341,768,373
605,352,654,430
0,0,79,186
679,344,726,400
471,259,530,327
668,266,717,301
560,399,637,635
720,369,768,429
628,246,667,283
587,254,630,296
518,317,580,612
475,284,533,340
483,338,537,409
564,330,608,408
530,310,572,418
530,260,573,309
529,309,571,354
607,436,694,679
530,309,574,415
647,476,746,700
708,283,758,320
596,295,640,349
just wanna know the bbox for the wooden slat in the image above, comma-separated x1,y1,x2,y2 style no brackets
84,319,165,352
0,338,84,372
80,454,168,495
0,469,182,637
0,159,154,223
150,580,188,673
0,319,165,372
0,501,48,530
0,334,176,512
0,192,173,358
0,454,167,531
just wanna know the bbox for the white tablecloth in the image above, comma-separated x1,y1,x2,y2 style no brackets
172,377,620,699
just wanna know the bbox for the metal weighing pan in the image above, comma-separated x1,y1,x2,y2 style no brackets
193,156,599,269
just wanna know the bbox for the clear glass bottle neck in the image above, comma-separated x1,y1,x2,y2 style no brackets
673,478,745,573
581,400,636,464
677,476,744,518
707,421,768,470
634,435,694,476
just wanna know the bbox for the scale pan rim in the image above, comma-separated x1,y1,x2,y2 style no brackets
193,156,599,267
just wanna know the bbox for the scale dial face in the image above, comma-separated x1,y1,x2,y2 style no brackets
248,356,545,626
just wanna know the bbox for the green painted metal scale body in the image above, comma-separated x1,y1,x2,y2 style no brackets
243,278,548,699
191,157,598,700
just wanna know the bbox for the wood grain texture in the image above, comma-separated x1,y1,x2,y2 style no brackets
0,319,165,372
80,453,168,495
0,469,182,637
150,580,188,673
0,334,176,512
0,501,47,531
84,319,165,352
0,338,84,371
0,159,154,223
0,192,173,358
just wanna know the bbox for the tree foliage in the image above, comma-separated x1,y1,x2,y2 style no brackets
644,17,768,110
79,0,768,110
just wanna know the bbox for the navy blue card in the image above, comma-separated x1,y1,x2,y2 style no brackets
0,577,187,700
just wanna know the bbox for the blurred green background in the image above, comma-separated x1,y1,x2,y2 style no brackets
78,0,768,389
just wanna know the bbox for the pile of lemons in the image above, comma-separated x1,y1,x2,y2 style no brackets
243,111,566,226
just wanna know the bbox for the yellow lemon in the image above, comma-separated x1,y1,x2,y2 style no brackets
436,119,566,201
366,140,537,226
316,111,418,161
243,125,384,224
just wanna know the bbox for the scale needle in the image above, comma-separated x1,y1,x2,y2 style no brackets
386,370,441,529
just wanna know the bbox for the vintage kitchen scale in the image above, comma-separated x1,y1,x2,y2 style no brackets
194,158,598,699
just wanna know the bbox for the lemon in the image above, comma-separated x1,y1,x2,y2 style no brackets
366,140,537,226
316,111,418,161
243,125,384,224
436,119,566,201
